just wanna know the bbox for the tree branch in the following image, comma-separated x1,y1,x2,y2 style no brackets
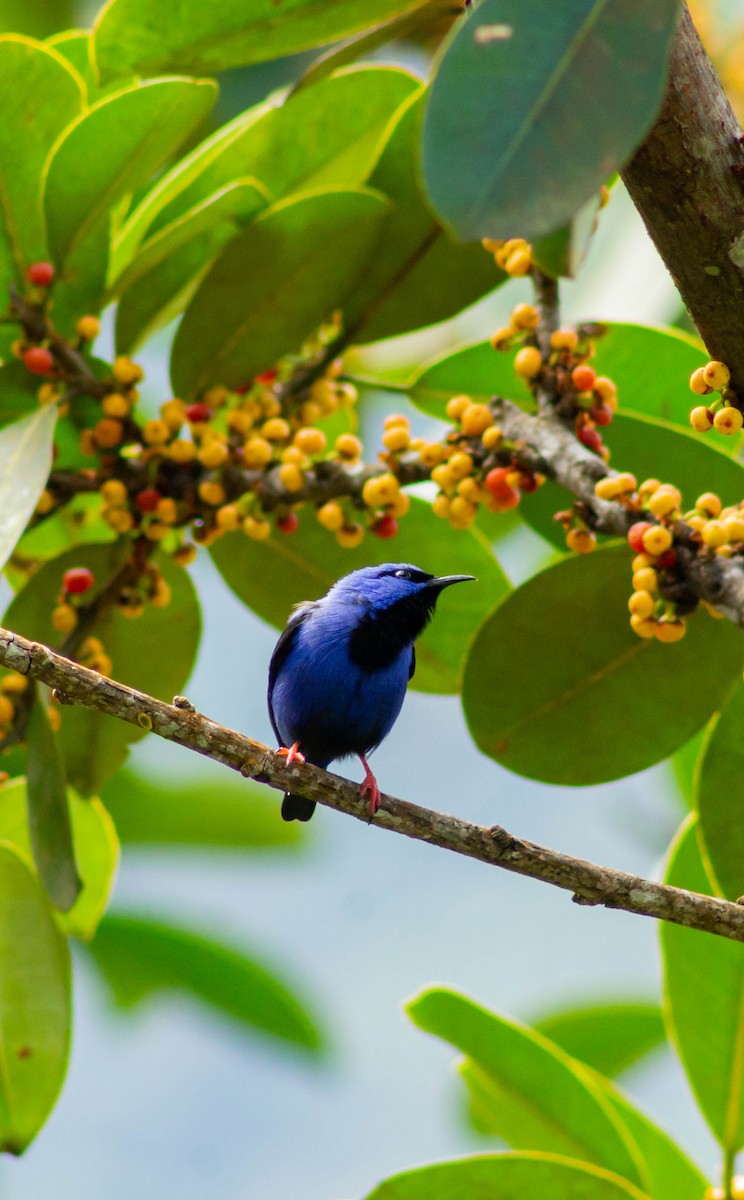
1,624,743,943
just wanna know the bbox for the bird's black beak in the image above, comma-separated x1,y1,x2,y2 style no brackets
427,574,477,591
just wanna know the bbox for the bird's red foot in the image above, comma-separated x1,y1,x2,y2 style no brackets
276,741,305,767
358,754,381,818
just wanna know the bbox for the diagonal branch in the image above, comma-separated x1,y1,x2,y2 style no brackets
1,624,743,943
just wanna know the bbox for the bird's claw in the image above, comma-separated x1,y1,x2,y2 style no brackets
276,742,305,767
359,763,381,820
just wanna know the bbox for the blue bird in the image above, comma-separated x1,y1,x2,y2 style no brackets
268,563,475,821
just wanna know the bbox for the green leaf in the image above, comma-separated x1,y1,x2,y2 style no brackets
42,77,218,329
534,1002,665,1079
421,0,679,241
101,766,305,850
87,912,325,1053
406,339,531,419
0,35,84,300
697,678,744,901
0,841,71,1154
0,777,119,940
671,727,706,811
0,405,57,576
93,0,427,80
46,30,133,103
605,413,744,506
462,544,744,785
661,815,744,1153
210,496,509,695
112,180,269,353
26,695,80,912
115,65,420,272
532,192,603,279
170,188,390,397
406,986,644,1184
365,1152,651,1200
0,360,48,428
2,542,201,794
348,91,504,344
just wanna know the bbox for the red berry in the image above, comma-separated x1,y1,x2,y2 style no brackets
591,403,613,427
657,549,677,569
485,466,514,500
62,567,94,594
628,522,653,554
23,346,54,376
27,261,54,287
135,488,161,513
185,402,212,423
572,365,596,391
277,512,299,535
372,514,398,539
234,382,250,395
256,369,277,385
518,472,538,493
578,425,602,451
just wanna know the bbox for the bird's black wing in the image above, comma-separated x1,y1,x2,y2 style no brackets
408,646,416,681
267,601,317,743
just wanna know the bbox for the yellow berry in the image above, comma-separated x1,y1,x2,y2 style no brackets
382,426,410,452
155,497,178,524
510,303,539,331
197,441,229,468
336,382,357,408
0,674,27,696
446,395,471,422
703,360,730,389
460,403,493,437
387,490,410,517
101,393,129,421
448,451,474,480
36,489,55,514
262,417,291,441
76,315,101,340
161,399,185,431
419,442,446,467
655,617,686,643
243,437,273,468
105,508,134,533
632,553,654,570
432,493,451,519
203,386,229,407
701,519,730,548
293,427,326,455
714,406,743,435
168,438,196,463
638,478,661,500
216,504,241,531
316,501,345,531
310,379,338,409
142,419,170,446
383,413,409,431
496,237,528,267
630,613,658,638
112,356,143,385
632,567,658,593
227,409,253,435
696,492,722,518
37,382,59,406
724,515,744,541
243,515,271,540
100,479,128,506
594,477,621,500
690,405,713,432
173,544,197,566
143,521,169,541
278,463,304,492
648,486,681,517
336,522,364,548
300,400,322,425
504,247,532,276
628,590,655,618
686,514,708,534
592,377,617,405
566,528,596,553
457,476,482,502
447,496,477,528
198,481,226,507
481,425,503,450
514,346,542,378
150,578,172,607
481,237,502,253
94,418,124,448
0,695,15,726
118,599,145,619
489,326,513,351
431,463,455,490
613,472,638,495
335,433,362,461
550,329,579,352
689,367,711,395
362,473,400,507
52,604,77,634
642,526,673,555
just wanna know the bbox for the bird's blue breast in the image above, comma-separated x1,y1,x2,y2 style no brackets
269,601,412,766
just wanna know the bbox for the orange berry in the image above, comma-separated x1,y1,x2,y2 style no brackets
460,403,493,436
550,329,578,352
76,315,100,340
336,523,364,548
335,433,362,461
630,613,657,639
566,528,596,553
655,617,686,643
514,346,542,378
510,303,539,331
94,418,124,448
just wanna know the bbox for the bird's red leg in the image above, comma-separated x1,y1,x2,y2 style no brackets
358,754,381,817
276,741,306,766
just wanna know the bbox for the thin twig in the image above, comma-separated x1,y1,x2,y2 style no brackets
1,625,743,943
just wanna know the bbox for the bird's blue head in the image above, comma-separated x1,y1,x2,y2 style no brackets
327,563,475,611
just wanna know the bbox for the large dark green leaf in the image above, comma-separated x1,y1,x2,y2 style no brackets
406,987,644,1184
422,0,679,241
210,497,509,694
115,65,420,270
101,766,305,850
348,91,504,344
170,188,389,397
26,696,80,912
0,841,71,1154
661,816,744,1153
113,180,269,353
697,679,744,902
365,1153,650,1200
462,545,744,785
534,1001,666,1079
2,542,201,794
93,0,426,80
0,36,83,300
0,405,57,575
0,777,119,940
88,913,325,1053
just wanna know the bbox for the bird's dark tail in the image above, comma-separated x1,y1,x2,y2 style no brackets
281,793,316,822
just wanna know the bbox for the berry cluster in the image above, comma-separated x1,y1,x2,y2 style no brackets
0,672,28,739
689,359,743,434
481,237,534,277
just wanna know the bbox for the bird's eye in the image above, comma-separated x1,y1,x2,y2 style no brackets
394,569,411,579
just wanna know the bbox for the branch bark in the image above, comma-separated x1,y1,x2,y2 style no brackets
2,624,743,943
